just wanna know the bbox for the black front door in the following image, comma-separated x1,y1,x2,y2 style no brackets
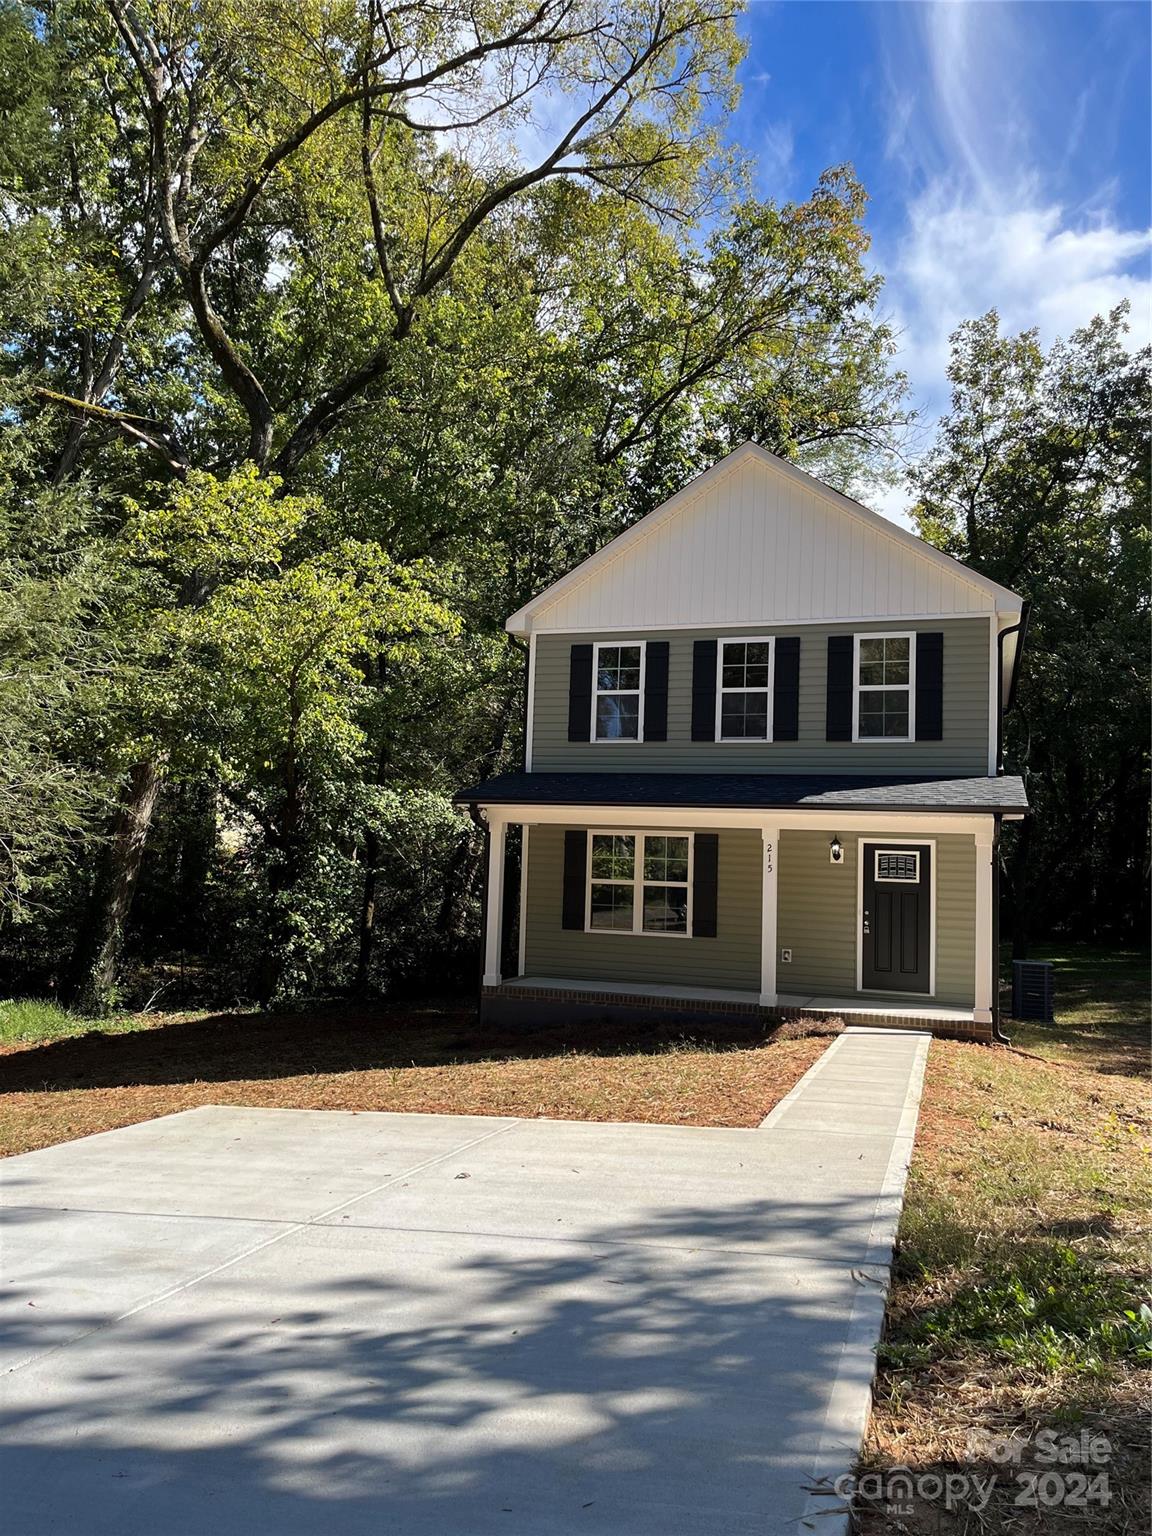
862,843,931,994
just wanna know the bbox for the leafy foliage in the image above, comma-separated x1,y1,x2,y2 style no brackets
912,307,1150,945
0,0,913,1006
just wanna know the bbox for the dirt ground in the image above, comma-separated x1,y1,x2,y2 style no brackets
0,1001,836,1156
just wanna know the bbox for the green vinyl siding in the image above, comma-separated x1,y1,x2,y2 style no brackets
522,823,978,1009
776,830,857,995
523,825,762,990
531,617,991,775
933,836,978,1007
777,829,976,1008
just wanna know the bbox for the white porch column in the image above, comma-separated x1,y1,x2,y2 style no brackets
973,823,994,1023
517,824,531,977
483,814,508,988
760,825,779,1007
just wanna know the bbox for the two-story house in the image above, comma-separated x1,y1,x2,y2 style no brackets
456,444,1029,1041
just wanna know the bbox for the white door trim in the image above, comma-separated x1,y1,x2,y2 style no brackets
855,836,937,999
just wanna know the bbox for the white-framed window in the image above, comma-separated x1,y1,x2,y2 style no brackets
716,638,774,740
874,850,920,883
586,831,693,936
854,632,915,741
593,641,645,741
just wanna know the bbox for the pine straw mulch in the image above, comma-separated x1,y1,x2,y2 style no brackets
857,1035,1151,1536
0,1001,839,1157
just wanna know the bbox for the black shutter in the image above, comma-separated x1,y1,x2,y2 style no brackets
826,635,854,741
561,831,587,929
693,833,719,937
567,644,593,742
644,641,669,741
773,637,800,741
691,639,717,741
916,632,944,740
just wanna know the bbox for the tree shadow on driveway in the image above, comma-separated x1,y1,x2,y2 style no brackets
1,1194,876,1536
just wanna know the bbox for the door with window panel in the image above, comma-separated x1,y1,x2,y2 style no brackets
861,842,931,993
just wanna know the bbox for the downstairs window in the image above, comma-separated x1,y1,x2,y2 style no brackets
587,832,692,936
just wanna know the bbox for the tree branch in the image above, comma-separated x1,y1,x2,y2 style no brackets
34,387,189,476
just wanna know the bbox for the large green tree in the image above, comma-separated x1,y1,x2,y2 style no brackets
912,306,1150,948
0,0,908,1004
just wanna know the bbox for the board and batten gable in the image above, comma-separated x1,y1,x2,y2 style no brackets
531,618,993,775
508,444,1023,636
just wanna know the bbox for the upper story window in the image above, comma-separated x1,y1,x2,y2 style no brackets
587,831,691,935
717,638,773,740
593,642,644,740
854,633,914,741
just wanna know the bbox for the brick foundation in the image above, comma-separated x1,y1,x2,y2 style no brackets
481,984,994,1042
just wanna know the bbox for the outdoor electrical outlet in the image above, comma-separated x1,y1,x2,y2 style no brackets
780,948,792,963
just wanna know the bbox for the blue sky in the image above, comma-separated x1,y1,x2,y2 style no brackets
725,1,1151,516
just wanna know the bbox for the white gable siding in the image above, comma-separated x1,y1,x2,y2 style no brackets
512,450,1018,634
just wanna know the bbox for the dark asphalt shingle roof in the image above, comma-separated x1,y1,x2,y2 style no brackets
454,772,1028,814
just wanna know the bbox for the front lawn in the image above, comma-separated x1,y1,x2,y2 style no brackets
3,950,1146,1531
0,1001,835,1157
860,948,1150,1535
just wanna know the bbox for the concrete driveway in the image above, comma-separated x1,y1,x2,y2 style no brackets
1,1028,928,1536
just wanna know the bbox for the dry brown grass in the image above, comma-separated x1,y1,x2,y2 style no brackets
0,1001,837,1157
859,1014,1151,1536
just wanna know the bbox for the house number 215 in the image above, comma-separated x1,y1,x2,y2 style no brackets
764,841,774,873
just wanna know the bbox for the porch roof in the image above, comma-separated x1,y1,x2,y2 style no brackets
454,771,1028,815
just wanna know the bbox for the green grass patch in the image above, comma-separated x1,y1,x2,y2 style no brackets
0,997,148,1045
885,1235,1151,1377
863,952,1150,1531
1005,945,1149,1072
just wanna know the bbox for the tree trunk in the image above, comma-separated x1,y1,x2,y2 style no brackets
352,827,381,996
67,759,164,1013
253,720,306,1006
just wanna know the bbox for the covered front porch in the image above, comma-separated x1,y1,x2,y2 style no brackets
473,796,1005,1039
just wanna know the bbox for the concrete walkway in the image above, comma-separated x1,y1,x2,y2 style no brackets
1,1027,929,1536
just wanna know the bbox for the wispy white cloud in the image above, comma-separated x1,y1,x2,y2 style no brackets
888,190,1152,416
863,0,1151,525
759,120,795,188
